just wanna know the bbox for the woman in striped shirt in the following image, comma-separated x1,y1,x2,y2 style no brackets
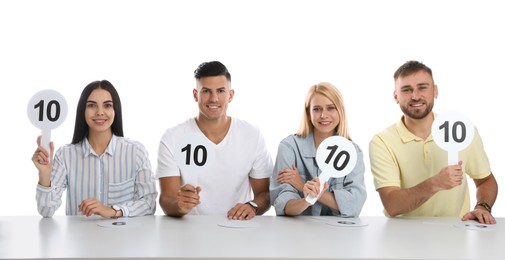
32,80,157,218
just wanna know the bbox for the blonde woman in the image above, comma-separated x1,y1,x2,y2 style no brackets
270,82,366,216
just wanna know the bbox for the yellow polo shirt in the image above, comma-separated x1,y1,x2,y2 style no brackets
369,116,491,217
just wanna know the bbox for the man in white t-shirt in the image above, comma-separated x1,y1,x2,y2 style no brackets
157,61,273,220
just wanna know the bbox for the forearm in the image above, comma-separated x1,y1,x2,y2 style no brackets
475,174,498,208
380,178,438,217
36,163,53,187
318,191,338,211
159,195,187,217
461,174,498,224
284,199,310,216
331,188,367,217
38,173,51,187
253,190,271,215
120,192,157,217
36,185,64,217
272,185,301,215
249,177,271,215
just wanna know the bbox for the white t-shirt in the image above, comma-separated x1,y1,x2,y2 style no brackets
156,117,273,215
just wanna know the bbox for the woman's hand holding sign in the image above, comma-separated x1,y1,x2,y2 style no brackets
28,89,67,187
305,136,357,205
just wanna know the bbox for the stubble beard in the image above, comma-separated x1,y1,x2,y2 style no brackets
400,102,434,120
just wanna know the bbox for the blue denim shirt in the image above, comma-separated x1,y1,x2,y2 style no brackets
270,133,367,217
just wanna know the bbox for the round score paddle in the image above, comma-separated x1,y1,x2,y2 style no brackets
305,136,357,205
27,89,68,162
431,111,475,165
174,133,216,187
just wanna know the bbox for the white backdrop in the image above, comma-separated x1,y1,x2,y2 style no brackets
1,0,502,217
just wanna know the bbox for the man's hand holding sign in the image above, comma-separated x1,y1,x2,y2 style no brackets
174,133,215,215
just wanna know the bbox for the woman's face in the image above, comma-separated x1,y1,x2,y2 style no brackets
309,93,339,137
85,88,115,135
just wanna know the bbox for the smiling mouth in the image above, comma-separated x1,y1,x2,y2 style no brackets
93,119,107,124
410,102,424,107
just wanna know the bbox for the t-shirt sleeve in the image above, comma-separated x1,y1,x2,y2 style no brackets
463,128,492,180
156,130,181,179
249,130,273,179
369,134,401,189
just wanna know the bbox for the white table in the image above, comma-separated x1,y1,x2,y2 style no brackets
0,215,502,259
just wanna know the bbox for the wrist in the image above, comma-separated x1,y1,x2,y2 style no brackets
38,176,51,187
295,182,304,192
38,181,51,187
475,202,492,213
428,176,443,193
110,205,123,218
246,201,259,214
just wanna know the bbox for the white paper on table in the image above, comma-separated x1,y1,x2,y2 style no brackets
217,220,260,228
311,216,368,227
453,222,496,231
325,218,369,227
97,219,142,229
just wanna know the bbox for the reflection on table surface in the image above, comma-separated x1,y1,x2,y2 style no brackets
0,215,501,260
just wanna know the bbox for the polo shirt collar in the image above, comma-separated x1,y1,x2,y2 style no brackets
396,114,438,143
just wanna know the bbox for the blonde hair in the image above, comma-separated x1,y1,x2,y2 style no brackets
296,82,352,140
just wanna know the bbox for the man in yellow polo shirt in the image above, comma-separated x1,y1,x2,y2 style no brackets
369,60,497,224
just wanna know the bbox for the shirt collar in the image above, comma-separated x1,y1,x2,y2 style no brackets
299,132,317,158
81,134,118,157
396,114,436,143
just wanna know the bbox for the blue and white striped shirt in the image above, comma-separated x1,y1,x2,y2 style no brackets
36,135,157,217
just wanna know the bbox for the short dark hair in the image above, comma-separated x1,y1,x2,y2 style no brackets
393,60,433,81
71,80,124,144
194,61,231,81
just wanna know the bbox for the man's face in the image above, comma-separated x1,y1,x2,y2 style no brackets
394,70,438,120
193,75,234,121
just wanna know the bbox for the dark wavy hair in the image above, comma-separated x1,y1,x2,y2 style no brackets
71,80,124,144
194,61,231,81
